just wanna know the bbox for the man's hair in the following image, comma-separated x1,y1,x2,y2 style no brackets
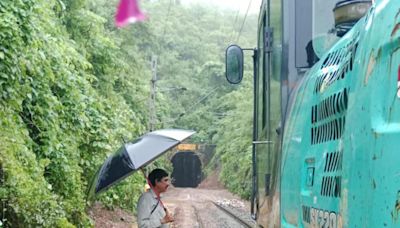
148,168,168,186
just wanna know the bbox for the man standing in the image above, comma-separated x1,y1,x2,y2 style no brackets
137,168,174,228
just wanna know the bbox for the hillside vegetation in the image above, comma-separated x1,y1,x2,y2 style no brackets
0,0,257,226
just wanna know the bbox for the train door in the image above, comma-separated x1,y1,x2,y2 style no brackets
254,0,283,227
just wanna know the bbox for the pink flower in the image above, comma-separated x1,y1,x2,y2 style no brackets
115,0,146,28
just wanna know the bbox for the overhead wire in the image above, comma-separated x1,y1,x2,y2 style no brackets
228,4,242,42
184,86,220,113
153,0,172,69
236,0,253,43
163,86,220,125
161,0,173,39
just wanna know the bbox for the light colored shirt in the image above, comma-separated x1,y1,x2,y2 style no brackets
137,189,168,228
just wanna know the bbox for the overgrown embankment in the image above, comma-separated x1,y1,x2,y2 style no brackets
0,0,257,226
0,0,148,226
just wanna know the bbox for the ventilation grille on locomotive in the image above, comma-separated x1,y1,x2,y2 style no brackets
311,89,348,145
314,39,358,93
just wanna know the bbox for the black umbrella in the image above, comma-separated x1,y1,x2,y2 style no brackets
88,129,195,196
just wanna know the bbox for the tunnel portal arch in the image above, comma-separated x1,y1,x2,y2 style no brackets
171,151,202,187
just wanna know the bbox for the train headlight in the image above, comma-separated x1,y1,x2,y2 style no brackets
333,0,372,36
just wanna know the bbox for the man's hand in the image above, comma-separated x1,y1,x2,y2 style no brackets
161,211,174,224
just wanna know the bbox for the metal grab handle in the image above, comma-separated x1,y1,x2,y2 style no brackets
253,141,273,144
251,193,258,220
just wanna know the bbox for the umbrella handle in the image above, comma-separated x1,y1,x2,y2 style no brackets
141,168,152,187
141,168,155,191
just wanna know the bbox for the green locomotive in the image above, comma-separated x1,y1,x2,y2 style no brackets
226,0,400,227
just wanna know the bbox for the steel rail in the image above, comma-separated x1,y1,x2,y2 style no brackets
212,202,255,228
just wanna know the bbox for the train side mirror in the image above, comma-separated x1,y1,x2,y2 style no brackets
225,45,244,84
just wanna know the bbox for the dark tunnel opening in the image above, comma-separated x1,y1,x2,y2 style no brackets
171,151,202,188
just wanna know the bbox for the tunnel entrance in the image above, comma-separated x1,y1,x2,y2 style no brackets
171,151,202,187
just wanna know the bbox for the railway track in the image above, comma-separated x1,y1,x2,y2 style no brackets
163,188,255,228
212,201,256,228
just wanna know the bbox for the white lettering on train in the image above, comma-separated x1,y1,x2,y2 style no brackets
309,208,341,228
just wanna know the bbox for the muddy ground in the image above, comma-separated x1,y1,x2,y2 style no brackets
89,173,250,228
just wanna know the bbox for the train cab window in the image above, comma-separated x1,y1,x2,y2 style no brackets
311,0,341,59
295,0,314,68
312,0,371,58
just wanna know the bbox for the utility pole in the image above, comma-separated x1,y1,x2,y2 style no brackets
149,55,157,132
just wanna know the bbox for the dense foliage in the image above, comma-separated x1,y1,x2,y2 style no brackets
0,0,257,226
143,1,257,199
0,0,148,226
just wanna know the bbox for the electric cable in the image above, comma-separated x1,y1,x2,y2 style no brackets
228,4,242,42
161,0,173,41
163,86,220,124
236,0,253,43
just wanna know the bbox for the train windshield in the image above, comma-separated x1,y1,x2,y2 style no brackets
312,0,372,58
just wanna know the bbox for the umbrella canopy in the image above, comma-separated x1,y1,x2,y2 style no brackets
89,129,195,195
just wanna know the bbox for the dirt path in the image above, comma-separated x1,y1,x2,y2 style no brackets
90,173,250,228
